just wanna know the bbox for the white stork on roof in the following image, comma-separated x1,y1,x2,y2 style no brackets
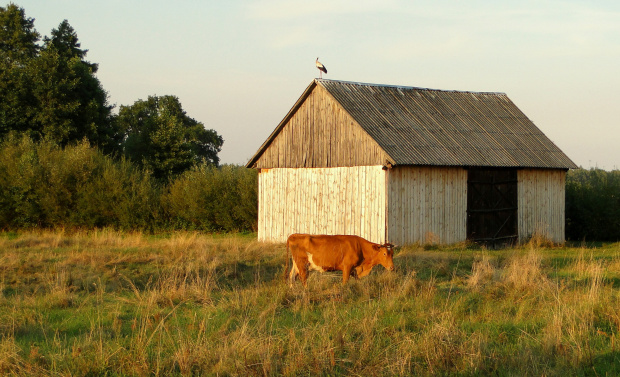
316,57,327,78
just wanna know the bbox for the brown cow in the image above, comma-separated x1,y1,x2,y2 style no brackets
286,234,395,287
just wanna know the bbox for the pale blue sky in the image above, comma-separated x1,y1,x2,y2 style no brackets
12,0,620,169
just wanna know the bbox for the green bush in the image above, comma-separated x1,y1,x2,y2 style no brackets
0,135,161,230
163,164,257,232
0,136,257,232
566,168,620,241
0,135,42,227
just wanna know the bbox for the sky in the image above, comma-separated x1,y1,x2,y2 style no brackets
12,0,620,170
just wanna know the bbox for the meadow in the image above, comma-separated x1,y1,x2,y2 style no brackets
0,230,619,376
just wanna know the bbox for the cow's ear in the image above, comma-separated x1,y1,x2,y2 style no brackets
372,244,379,251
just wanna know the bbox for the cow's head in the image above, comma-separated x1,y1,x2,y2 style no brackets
372,243,395,271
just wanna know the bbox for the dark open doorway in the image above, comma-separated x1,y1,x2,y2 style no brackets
467,168,518,248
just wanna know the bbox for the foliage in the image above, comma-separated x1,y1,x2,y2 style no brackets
34,20,117,153
0,6,116,152
0,3,39,63
566,168,620,242
117,95,223,182
0,135,160,230
163,164,257,231
43,19,88,61
0,231,619,376
1,4,222,179
0,136,253,232
0,4,39,137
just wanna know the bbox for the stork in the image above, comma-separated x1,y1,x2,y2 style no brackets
316,57,327,78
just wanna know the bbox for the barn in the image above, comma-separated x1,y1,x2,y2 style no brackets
246,79,577,246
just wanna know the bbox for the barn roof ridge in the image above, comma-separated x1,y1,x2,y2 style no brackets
315,78,506,96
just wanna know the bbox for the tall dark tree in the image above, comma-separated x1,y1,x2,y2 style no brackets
0,3,39,63
0,8,119,153
117,95,223,181
43,19,86,61
0,4,39,137
29,19,118,152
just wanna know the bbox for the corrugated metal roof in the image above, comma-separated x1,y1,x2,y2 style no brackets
317,79,577,169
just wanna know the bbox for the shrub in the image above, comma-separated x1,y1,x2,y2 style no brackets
163,164,257,232
0,135,161,230
565,168,620,241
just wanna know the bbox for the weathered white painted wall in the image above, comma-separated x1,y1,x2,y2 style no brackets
518,169,566,243
258,166,387,243
386,166,468,245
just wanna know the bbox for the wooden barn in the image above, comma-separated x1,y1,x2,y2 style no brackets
246,79,577,246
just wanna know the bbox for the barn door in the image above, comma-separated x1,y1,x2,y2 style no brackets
467,169,518,248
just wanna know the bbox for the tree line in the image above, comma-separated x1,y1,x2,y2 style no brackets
1,4,222,183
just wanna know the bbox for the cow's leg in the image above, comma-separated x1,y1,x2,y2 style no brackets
342,265,353,285
356,264,372,278
288,260,299,287
293,254,309,288
298,264,309,287
289,264,294,283
353,266,363,279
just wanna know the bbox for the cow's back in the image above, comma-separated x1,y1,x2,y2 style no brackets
288,234,364,270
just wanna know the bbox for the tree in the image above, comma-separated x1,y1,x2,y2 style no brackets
0,10,118,153
29,19,118,153
117,95,223,181
0,4,39,137
43,19,87,61
0,4,39,63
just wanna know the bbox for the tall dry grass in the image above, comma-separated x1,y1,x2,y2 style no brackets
0,231,618,376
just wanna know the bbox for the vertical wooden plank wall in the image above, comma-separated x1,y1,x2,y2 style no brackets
386,166,467,245
518,169,566,243
254,85,389,168
258,166,387,243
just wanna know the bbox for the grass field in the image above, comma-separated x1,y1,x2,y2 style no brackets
0,230,619,376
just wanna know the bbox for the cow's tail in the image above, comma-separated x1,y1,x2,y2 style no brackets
284,238,290,283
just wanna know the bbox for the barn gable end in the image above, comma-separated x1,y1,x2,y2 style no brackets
249,82,392,169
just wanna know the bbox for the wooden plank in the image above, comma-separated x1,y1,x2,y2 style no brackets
392,168,398,244
409,167,415,244
445,168,452,242
369,166,376,241
345,167,352,235
381,167,387,243
410,167,417,243
275,170,282,240
439,168,445,241
360,167,367,238
431,169,438,240
310,169,317,234
517,169,565,243
264,170,271,241
388,168,398,244
460,168,467,242
328,168,335,233
374,167,380,242
258,171,264,240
